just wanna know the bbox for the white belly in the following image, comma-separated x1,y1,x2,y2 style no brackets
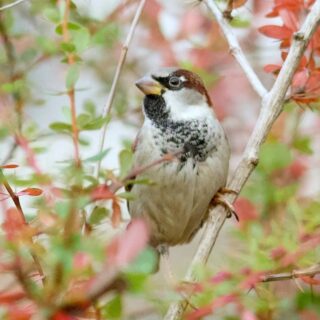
128,120,230,246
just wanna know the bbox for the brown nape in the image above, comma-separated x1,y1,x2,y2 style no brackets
172,69,213,106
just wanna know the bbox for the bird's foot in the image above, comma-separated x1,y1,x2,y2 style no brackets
211,189,239,221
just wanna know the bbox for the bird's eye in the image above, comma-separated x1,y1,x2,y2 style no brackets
169,76,181,88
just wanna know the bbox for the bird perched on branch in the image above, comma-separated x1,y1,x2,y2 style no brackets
127,67,235,261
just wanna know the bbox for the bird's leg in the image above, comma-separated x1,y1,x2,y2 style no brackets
211,188,239,221
157,244,175,286
157,245,199,311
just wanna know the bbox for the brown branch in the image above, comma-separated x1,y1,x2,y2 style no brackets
164,1,320,319
261,264,320,282
62,0,81,167
95,0,146,175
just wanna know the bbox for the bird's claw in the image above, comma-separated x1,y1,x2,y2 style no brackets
211,189,239,222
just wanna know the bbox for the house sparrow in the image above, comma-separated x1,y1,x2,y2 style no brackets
128,67,233,250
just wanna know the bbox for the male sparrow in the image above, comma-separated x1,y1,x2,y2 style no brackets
128,67,232,250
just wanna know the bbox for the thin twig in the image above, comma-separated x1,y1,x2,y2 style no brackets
0,170,45,283
204,0,268,98
261,264,320,282
109,152,179,194
62,0,81,167
95,0,146,176
0,0,28,11
164,1,320,319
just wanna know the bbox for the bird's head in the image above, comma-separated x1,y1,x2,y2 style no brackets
135,67,213,121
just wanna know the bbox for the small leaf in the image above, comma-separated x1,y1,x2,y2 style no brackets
83,149,110,163
259,142,292,173
66,64,80,89
102,295,122,319
60,42,76,53
43,7,60,23
73,27,90,52
17,188,43,197
118,192,136,200
264,64,281,73
0,164,19,169
55,22,81,35
259,25,293,40
89,207,109,225
49,122,72,133
119,149,133,179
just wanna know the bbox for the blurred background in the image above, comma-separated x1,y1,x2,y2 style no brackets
1,0,320,319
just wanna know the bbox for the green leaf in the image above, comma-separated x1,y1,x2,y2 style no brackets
230,17,250,28
89,207,109,225
126,247,157,274
259,142,292,173
118,192,136,200
102,295,122,319
91,24,119,47
119,149,133,179
55,201,71,218
49,122,72,133
55,22,81,35
84,100,96,116
81,116,110,131
83,149,110,163
73,27,90,52
43,7,60,23
61,42,76,53
66,64,80,89
293,136,313,155
36,36,57,54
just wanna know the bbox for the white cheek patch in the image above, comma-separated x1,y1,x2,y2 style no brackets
163,88,213,120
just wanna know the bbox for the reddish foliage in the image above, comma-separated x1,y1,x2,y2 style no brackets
0,290,26,304
2,208,26,241
209,271,233,284
259,25,293,40
107,219,149,268
299,275,320,285
187,294,237,320
260,0,320,104
73,252,92,270
0,164,19,169
17,188,43,197
270,246,287,260
232,0,248,9
6,304,37,320
287,158,307,179
52,312,78,320
234,198,259,227
90,185,114,201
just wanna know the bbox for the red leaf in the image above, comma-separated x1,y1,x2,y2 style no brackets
232,0,248,9
292,69,309,91
2,208,26,241
52,312,77,320
234,198,259,227
17,188,43,197
91,185,113,201
270,246,287,260
299,275,320,285
259,25,293,40
0,290,26,304
7,304,36,320
111,200,121,227
210,271,233,284
264,64,281,73
0,164,19,169
107,219,149,268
